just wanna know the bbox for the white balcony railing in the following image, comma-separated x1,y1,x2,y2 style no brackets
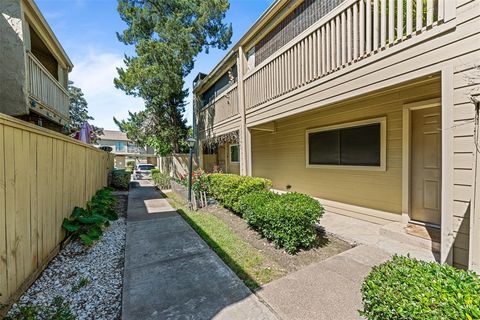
27,52,70,120
244,0,452,110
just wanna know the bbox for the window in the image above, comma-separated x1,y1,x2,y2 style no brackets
230,144,240,163
115,141,125,152
306,118,386,170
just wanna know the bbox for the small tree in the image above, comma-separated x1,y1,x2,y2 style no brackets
66,81,103,143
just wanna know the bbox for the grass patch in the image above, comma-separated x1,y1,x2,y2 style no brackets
166,192,285,291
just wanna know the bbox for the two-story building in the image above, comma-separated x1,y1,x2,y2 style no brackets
1,0,72,132
97,130,157,169
193,0,480,271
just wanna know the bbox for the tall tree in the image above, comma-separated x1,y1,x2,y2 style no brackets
67,81,103,143
115,0,232,154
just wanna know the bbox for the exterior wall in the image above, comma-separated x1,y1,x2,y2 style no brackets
0,113,114,306
0,0,28,116
252,80,440,219
193,0,480,269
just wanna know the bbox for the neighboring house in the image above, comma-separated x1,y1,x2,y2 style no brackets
193,0,480,271
96,130,156,169
1,0,73,132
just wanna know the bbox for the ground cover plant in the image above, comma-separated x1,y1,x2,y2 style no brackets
360,255,480,320
5,296,74,320
62,188,118,245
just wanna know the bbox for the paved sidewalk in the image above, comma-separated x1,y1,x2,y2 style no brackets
122,180,277,320
257,212,439,320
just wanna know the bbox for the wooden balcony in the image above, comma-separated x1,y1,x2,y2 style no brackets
244,0,452,110
27,52,70,121
197,84,239,135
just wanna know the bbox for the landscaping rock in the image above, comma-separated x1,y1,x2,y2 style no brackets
7,217,126,319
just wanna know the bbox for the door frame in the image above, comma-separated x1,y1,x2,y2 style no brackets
402,98,442,227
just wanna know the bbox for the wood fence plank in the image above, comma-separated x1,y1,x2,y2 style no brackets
4,126,17,297
0,124,8,303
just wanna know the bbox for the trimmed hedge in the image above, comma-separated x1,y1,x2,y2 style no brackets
239,191,323,253
110,169,131,190
360,255,480,320
207,174,272,212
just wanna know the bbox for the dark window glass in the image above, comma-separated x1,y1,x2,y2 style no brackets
230,145,239,162
340,123,381,166
308,122,381,166
308,130,340,165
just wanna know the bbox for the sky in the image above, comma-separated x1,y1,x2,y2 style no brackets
35,0,273,130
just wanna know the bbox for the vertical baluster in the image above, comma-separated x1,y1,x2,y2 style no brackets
360,0,365,57
389,0,394,44
354,2,359,60
381,0,387,47
341,11,347,66
301,42,305,86
406,0,413,34
416,0,423,31
277,58,280,97
427,0,434,25
321,26,326,75
313,31,318,80
326,23,331,73
336,15,341,68
373,0,379,50
366,0,372,53
438,0,444,21
347,6,353,62
280,55,284,95
293,45,297,89
397,0,404,40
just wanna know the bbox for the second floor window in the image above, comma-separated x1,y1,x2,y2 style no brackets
115,142,125,151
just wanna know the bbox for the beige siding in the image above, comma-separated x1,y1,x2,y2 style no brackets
0,114,114,305
195,0,480,268
252,80,440,217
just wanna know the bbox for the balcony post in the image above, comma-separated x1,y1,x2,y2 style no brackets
237,46,249,176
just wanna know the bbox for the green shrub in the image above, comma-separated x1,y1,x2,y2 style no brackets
62,188,118,245
111,169,131,190
207,174,272,212
152,170,171,189
126,160,135,169
239,191,323,253
360,255,480,320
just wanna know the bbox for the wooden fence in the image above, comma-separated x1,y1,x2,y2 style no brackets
0,114,114,306
157,154,198,179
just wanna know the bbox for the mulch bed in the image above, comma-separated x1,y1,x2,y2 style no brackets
202,203,352,274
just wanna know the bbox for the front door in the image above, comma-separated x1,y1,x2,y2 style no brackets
217,145,226,172
411,106,442,225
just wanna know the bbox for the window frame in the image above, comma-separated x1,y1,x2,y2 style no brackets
305,117,387,171
229,144,240,164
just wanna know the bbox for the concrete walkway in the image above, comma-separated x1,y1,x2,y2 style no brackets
257,212,439,320
122,180,277,320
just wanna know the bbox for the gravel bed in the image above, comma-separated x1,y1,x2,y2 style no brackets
7,217,126,319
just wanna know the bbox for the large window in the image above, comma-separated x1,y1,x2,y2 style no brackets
306,118,386,170
230,144,240,163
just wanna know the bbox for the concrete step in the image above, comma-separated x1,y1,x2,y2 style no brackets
380,222,440,253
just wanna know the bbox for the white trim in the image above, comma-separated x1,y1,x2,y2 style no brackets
402,98,442,225
441,66,454,265
229,144,240,164
305,117,387,171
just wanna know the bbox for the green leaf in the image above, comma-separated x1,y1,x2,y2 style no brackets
79,234,94,246
62,219,80,232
